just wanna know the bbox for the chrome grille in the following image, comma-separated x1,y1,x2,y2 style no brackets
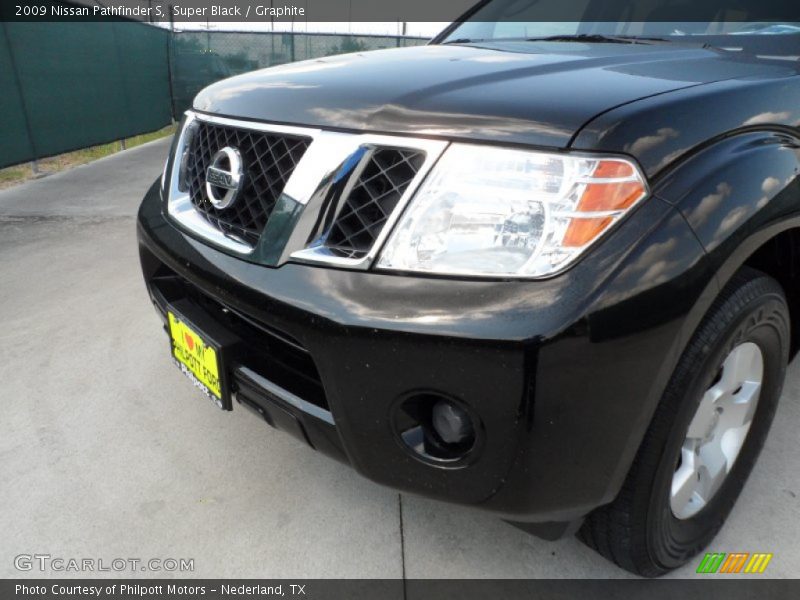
186,121,311,247
324,148,426,259
168,112,448,267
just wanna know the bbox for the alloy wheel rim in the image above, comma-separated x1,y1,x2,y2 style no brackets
670,342,764,520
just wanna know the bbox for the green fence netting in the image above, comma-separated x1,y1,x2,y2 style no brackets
0,24,34,167
0,21,172,169
0,21,426,170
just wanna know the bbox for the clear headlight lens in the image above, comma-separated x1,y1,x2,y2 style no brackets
376,144,648,278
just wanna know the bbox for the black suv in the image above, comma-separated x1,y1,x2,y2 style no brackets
138,1,800,576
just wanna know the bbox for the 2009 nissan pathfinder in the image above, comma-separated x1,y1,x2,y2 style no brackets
138,1,800,576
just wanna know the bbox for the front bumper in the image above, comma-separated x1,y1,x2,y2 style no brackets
137,179,710,525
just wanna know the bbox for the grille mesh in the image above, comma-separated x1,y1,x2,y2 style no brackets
325,148,426,259
186,122,311,247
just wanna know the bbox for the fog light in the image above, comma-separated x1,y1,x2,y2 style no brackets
392,393,480,465
432,400,474,445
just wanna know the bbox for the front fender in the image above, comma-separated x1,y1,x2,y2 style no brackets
548,132,800,511
655,130,800,288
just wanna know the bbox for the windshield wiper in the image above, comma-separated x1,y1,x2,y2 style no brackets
441,34,672,46
526,34,670,45
441,38,484,45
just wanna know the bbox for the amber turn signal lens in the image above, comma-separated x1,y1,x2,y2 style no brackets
591,160,636,179
563,217,614,248
573,181,646,213
562,160,647,248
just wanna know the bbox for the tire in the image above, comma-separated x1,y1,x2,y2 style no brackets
579,267,790,577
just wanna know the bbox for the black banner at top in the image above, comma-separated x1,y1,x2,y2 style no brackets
2,0,799,23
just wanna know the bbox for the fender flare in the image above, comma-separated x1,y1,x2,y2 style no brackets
655,129,800,345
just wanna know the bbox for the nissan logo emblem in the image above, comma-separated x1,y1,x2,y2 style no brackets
205,147,244,210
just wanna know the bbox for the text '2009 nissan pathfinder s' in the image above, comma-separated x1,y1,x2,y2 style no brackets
138,0,800,576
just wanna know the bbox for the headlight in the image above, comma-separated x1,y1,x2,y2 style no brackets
376,144,648,278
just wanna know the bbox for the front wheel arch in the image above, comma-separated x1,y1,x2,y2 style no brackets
580,266,790,576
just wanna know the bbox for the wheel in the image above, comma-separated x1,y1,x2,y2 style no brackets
579,267,790,577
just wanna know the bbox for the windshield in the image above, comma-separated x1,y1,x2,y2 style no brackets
442,0,800,54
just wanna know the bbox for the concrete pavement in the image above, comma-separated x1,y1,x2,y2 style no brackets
1,139,798,579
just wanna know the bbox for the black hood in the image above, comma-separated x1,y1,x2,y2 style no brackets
194,42,786,149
